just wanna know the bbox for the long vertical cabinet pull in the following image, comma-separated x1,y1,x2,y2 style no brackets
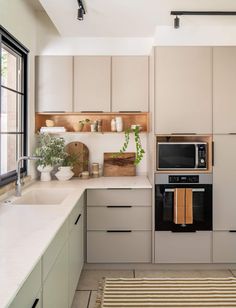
31,298,39,308
74,214,81,225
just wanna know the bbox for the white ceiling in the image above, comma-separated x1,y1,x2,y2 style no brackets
38,0,236,37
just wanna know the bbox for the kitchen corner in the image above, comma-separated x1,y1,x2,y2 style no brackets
0,176,151,308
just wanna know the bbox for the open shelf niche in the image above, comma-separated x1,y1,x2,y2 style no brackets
35,112,149,133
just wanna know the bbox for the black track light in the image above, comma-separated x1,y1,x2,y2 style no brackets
77,0,86,21
174,16,180,29
77,7,83,20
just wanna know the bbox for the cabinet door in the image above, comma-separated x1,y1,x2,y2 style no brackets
68,208,84,307
43,242,69,308
9,261,41,308
112,56,149,112
213,47,236,133
35,56,73,112
213,135,236,230
74,56,111,112
155,47,212,134
213,231,236,263
155,231,212,263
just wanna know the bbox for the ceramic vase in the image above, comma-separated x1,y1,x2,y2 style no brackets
37,165,53,182
55,166,74,181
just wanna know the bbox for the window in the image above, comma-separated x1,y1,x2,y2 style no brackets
0,26,28,186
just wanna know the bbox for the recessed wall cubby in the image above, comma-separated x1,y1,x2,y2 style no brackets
155,135,213,174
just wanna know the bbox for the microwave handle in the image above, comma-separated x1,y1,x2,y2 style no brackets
195,144,199,169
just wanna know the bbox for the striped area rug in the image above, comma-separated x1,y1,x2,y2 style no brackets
95,277,236,308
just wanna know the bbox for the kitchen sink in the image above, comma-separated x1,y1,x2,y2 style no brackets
12,189,71,205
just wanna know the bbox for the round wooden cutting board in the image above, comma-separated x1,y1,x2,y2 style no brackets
65,142,89,177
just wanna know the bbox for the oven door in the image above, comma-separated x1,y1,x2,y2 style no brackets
155,184,212,232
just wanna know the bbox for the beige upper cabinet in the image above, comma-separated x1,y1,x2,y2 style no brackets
111,56,149,112
155,47,212,134
74,56,111,112
35,56,73,112
213,135,236,231
213,47,236,134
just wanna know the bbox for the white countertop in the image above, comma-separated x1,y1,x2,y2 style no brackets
0,176,151,308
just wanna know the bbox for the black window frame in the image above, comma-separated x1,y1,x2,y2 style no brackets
0,25,29,187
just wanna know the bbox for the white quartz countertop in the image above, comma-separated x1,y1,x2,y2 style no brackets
0,176,151,308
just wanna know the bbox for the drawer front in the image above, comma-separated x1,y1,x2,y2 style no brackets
155,231,212,263
9,261,41,308
87,189,151,206
213,231,236,263
87,206,151,230
43,220,68,281
69,193,84,232
87,231,151,263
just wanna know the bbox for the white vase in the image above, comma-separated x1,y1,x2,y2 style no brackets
115,116,123,132
55,166,74,181
37,165,53,182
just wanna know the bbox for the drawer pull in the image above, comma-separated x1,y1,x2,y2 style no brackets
32,298,39,308
75,214,81,225
106,188,133,190
229,230,236,232
106,230,132,233
107,206,132,208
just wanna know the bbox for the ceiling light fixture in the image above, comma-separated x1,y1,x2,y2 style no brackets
77,0,86,21
171,11,236,29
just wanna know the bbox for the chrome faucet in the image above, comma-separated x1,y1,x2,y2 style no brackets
15,156,40,197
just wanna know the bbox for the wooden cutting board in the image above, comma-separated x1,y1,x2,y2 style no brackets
65,142,89,177
103,152,136,177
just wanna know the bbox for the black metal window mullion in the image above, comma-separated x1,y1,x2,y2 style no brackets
0,26,28,186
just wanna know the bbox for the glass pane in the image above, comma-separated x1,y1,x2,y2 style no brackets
0,89,23,132
0,134,17,175
1,44,23,92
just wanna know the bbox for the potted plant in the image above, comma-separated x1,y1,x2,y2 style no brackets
55,153,78,181
35,134,66,181
116,126,145,165
73,118,90,132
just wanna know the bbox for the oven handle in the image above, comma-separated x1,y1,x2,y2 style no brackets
165,188,205,192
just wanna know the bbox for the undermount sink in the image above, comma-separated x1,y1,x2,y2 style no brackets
12,189,71,205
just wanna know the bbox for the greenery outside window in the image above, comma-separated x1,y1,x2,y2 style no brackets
0,26,28,186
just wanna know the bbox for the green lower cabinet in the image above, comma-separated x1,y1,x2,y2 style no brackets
43,242,69,308
68,208,84,307
9,261,42,308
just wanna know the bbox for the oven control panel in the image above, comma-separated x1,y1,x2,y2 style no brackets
168,175,199,184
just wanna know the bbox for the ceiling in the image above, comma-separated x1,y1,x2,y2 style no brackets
38,0,236,37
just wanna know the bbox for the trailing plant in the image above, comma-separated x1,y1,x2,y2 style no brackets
79,118,90,125
116,126,145,165
35,134,67,167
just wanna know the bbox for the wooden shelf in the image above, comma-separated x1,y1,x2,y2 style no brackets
35,112,149,133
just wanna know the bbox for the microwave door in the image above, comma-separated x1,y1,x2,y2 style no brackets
158,144,196,169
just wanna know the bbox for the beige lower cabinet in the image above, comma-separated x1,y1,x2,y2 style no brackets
155,231,212,263
213,231,236,263
68,202,84,307
87,230,151,263
87,189,152,263
9,261,42,308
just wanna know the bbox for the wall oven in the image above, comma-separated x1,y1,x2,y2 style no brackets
155,174,212,232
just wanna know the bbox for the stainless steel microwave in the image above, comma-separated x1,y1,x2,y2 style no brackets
157,142,207,170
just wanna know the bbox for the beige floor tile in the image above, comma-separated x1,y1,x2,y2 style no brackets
88,291,98,308
135,270,232,278
77,270,133,290
71,291,90,308
231,270,236,277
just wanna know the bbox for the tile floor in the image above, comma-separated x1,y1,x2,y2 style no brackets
72,269,236,308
